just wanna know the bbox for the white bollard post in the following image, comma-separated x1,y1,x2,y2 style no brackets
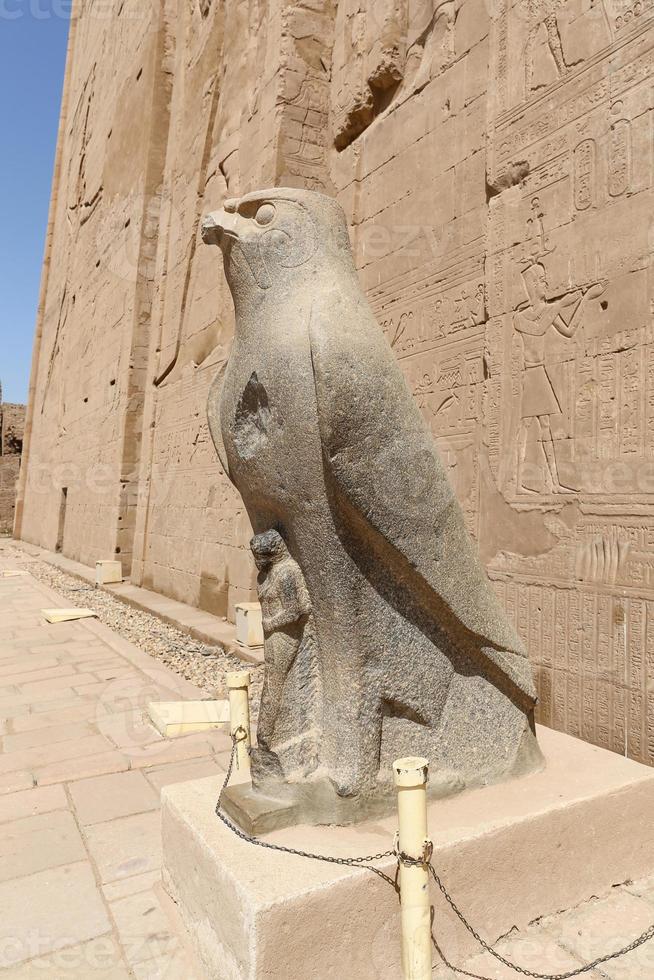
226,671,252,777
394,756,433,980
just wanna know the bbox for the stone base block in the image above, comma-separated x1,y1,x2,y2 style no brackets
95,559,123,585
162,727,654,980
221,761,466,835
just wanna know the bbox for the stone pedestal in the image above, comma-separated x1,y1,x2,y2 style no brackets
162,727,654,980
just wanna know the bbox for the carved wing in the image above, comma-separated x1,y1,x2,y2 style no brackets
307,293,536,702
207,360,231,480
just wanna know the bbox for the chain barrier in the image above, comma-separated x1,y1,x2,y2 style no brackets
214,730,396,887
216,734,654,978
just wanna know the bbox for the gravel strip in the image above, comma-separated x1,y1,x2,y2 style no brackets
3,542,263,714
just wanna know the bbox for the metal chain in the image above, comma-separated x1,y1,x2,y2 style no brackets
427,862,654,979
215,733,396,887
216,735,654,978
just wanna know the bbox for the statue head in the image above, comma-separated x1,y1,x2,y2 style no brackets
201,188,354,297
250,529,289,571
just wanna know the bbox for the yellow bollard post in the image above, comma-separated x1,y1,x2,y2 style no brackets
394,756,433,980
226,671,252,777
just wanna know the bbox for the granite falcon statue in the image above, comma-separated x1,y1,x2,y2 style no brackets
203,188,542,820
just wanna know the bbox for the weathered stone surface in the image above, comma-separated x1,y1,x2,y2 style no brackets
15,3,654,771
0,390,25,534
204,187,541,816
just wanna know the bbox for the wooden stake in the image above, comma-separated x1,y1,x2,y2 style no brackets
394,756,432,979
226,671,252,776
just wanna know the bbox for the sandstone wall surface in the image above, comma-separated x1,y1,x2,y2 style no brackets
0,457,21,536
1,403,24,457
0,400,25,534
18,0,654,764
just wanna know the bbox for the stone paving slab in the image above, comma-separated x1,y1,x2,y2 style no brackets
434,879,654,979
70,770,160,826
0,783,67,823
541,889,654,980
0,809,87,882
1,937,132,979
0,862,113,969
0,550,223,977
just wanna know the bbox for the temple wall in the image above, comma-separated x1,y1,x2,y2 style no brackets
15,1,174,565
0,401,24,535
18,0,654,762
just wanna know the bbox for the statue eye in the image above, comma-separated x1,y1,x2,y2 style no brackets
255,203,276,226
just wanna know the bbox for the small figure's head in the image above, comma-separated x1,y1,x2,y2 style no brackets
522,262,548,305
201,188,353,297
250,529,288,571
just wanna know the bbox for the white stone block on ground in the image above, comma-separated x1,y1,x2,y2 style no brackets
162,727,654,980
95,560,123,585
41,608,97,624
148,700,230,737
235,603,264,648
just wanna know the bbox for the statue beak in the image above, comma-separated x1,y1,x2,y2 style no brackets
201,208,239,248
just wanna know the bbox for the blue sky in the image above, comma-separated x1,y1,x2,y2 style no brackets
0,2,71,405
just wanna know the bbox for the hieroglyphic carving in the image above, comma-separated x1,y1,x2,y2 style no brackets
573,139,595,210
608,118,631,197
613,0,654,33
490,566,654,763
369,247,486,534
522,196,554,263
491,0,509,114
493,519,654,593
279,1,334,191
575,532,631,584
379,282,485,357
281,77,331,191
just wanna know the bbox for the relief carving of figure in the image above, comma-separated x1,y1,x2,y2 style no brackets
520,0,581,95
406,0,462,90
515,263,605,494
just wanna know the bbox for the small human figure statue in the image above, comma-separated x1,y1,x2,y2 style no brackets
250,530,319,781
